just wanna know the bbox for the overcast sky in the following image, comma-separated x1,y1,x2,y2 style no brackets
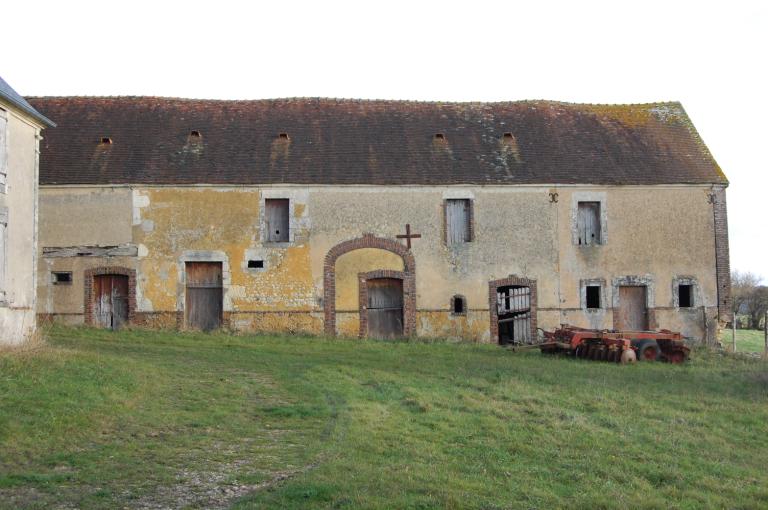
4,0,766,279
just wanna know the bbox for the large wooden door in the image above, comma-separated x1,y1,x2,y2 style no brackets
366,278,404,339
94,274,129,330
618,286,648,331
186,262,223,331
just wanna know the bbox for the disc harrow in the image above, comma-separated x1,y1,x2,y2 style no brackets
538,325,689,364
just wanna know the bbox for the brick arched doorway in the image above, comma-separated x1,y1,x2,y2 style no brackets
323,233,416,337
488,275,537,344
84,267,137,329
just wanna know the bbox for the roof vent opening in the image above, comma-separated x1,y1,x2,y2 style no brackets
190,130,201,138
278,132,289,140
434,133,445,141
503,132,514,140
100,137,112,145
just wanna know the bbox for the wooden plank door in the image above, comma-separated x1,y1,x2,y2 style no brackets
186,262,223,331
366,278,404,339
94,274,129,330
618,286,648,331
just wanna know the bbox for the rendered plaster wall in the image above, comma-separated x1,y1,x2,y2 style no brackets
555,187,718,340
39,187,132,246
0,106,41,344
133,188,320,330
36,184,721,342
37,255,136,320
36,187,135,322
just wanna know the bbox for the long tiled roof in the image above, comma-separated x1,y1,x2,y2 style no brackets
28,97,726,186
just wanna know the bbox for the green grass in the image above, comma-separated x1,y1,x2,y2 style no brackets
722,329,765,353
1,326,767,509
720,328,767,354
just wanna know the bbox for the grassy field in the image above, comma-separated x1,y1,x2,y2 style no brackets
720,328,767,354
1,327,767,509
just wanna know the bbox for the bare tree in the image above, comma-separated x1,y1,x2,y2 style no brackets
732,271,767,329
746,286,768,331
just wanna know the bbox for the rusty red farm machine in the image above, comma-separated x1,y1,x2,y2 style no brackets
514,325,690,364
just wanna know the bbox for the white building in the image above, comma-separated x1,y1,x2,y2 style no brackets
0,76,54,344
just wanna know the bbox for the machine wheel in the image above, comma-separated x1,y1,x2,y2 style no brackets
666,349,688,364
634,340,660,361
620,349,637,364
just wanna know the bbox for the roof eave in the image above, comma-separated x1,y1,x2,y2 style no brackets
0,92,56,128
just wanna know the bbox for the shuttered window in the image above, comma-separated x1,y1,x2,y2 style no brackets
0,208,7,300
265,198,290,242
445,199,471,245
0,111,7,193
577,201,601,245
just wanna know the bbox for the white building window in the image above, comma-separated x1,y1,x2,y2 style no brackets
0,110,7,194
0,208,7,303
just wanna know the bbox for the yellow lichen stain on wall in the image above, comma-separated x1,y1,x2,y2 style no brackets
232,243,315,311
139,261,178,312
230,312,322,335
336,312,360,338
416,311,489,341
136,188,260,311
135,187,316,314
334,248,405,311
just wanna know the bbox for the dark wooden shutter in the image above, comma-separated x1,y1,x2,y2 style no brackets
446,199,470,245
577,202,601,245
265,199,289,242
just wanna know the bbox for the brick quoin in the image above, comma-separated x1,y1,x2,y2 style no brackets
712,186,732,323
83,267,137,326
488,275,537,344
324,234,416,337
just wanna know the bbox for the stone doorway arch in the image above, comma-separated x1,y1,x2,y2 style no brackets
323,233,416,337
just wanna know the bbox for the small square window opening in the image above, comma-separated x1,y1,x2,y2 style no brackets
52,272,73,285
452,295,465,315
586,285,601,309
678,284,693,308
248,260,264,269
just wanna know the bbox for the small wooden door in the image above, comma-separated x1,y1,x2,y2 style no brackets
618,286,648,331
94,274,129,330
186,262,223,331
366,278,404,339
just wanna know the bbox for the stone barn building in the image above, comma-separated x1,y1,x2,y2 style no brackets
28,97,731,343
